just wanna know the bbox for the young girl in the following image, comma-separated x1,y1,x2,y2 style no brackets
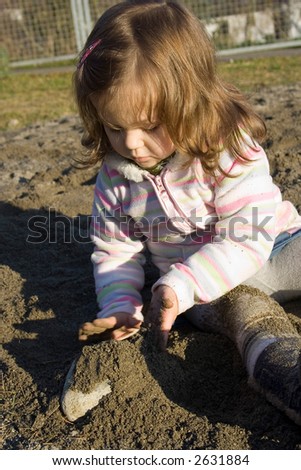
66,0,301,423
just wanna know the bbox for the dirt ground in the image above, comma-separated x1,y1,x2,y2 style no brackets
1,83,301,450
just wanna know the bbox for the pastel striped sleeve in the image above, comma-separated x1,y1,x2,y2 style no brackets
154,143,278,313
90,165,146,320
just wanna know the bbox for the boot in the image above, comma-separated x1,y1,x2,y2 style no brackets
216,285,301,425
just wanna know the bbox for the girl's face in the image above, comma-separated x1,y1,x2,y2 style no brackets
91,96,176,169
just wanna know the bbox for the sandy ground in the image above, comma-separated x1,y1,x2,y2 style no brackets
1,83,301,450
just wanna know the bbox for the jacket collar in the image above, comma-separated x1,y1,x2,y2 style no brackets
105,152,190,183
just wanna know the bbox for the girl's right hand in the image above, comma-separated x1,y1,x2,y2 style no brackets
79,313,141,342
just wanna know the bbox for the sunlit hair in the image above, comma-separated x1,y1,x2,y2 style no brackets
73,0,266,175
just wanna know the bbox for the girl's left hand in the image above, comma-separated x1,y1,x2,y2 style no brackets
79,313,141,342
145,285,179,351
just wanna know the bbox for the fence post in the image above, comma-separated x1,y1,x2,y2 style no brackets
71,0,92,53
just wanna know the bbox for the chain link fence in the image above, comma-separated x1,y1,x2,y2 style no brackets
1,0,301,68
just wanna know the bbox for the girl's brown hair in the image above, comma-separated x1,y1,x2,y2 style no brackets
74,0,266,174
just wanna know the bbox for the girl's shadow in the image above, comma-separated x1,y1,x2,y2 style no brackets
1,202,96,398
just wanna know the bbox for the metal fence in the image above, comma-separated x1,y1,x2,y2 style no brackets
1,0,301,68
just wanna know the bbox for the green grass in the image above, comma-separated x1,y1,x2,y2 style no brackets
218,55,301,91
0,55,300,131
0,72,76,130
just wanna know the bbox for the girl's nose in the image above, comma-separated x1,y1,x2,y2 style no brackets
124,129,144,150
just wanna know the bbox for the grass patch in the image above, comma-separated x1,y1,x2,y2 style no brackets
0,72,76,131
218,55,301,91
0,54,300,131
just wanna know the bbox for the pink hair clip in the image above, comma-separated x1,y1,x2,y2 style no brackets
78,38,102,69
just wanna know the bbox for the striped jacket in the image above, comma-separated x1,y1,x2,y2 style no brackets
90,142,301,320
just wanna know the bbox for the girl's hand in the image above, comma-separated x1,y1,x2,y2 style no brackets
145,285,179,351
79,313,141,342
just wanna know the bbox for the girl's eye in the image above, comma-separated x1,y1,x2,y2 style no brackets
107,127,122,133
105,124,160,133
146,125,159,132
